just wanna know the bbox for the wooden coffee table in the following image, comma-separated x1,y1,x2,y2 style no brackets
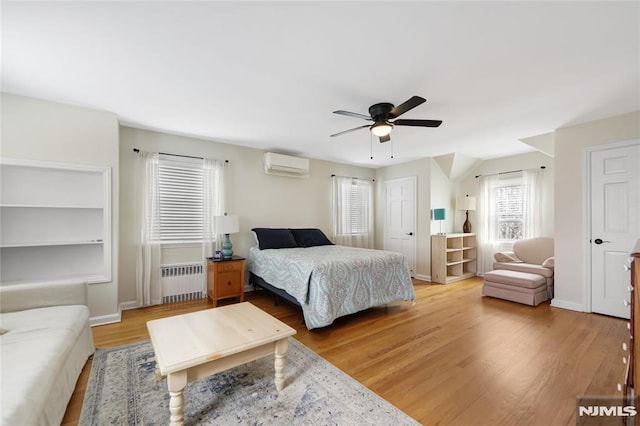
146,302,297,425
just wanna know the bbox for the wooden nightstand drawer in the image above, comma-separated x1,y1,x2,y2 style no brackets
207,257,245,307
217,271,242,298
216,261,243,272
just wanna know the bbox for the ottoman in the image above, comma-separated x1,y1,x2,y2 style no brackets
482,269,548,306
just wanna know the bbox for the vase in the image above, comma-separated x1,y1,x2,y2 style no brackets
463,210,471,233
222,234,233,259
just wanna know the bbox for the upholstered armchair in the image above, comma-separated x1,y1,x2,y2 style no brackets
492,237,554,297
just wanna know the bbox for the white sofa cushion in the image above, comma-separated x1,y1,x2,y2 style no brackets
492,261,554,278
0,305,90,425
484,269,547,289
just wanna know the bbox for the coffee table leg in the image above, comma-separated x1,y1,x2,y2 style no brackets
274,338,289,391
167,370,187,425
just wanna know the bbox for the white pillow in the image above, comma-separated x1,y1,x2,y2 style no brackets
494,251,523,263
542,256,555,269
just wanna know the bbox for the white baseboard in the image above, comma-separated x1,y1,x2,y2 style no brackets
413,274,431,282
120,300,138,311
104,289,255,326
90,311,122,327
550,298,585,312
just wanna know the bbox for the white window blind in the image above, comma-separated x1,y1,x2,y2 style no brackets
495,183,524,240
158,157,204,243
339,181,370,234
332,176,373,248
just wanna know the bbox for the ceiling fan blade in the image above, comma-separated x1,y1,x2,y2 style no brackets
393,119,442,127
333,110,373,121
330,124,370,138
389,96,426,118
379,134,391,143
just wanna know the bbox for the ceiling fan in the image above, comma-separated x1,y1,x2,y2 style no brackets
330,96,442,143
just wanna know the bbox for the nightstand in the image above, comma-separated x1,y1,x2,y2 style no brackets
207,256,245,307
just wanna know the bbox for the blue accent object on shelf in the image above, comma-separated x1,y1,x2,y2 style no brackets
432,208,446,220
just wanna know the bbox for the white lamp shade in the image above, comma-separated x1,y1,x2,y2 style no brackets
456,196,477,211
214,215,239,234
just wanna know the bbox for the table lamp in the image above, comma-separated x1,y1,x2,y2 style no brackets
214,214,239,259
432,208,446,235
456,195,477,233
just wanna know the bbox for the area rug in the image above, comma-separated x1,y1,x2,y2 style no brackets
79,337,418,425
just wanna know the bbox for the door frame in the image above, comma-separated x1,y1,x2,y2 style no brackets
383,176,417,276
583,138,640,313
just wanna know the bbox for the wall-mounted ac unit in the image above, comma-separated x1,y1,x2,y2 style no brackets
264,152,309,178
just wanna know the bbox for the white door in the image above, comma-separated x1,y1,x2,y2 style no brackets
384,177,416,275
590,142,640,319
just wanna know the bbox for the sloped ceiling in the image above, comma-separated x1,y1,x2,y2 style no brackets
2,2,638,167
434,153,482,181
520,133,555,158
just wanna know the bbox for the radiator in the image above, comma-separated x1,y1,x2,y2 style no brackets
161,262,206,304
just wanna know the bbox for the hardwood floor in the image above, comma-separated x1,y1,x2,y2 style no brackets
62,277,627,425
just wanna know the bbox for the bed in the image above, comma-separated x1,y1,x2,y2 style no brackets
247,228,415,329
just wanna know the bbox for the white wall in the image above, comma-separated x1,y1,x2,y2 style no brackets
1,93,120,321
374,158,432,280
553,111,640,311
430,158,453,235
119,126,375,304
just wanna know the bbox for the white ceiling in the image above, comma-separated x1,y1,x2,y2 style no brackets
2,1,638,168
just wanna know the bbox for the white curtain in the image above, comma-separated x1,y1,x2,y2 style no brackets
522,168,543,239
331,176,373,248
202,158,225,259
477,169,544,275
136,152,162,307
477,174,503,276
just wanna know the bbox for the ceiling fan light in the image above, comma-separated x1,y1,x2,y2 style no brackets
371,122,393,137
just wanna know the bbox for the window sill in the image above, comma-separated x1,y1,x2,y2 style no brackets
161,242,205,248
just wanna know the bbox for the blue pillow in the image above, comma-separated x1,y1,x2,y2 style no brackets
289,228,334,248
252,228,298,250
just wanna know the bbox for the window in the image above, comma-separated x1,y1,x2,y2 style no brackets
331,176,373,248
495,183,524,240
157,157,204,243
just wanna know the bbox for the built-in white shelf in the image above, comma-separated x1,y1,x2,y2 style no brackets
0,158,111,285
1,241,104,248
0,204,103,209
0,273,107,286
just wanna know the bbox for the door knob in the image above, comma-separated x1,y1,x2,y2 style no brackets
406,232,414,236
593,238,611,245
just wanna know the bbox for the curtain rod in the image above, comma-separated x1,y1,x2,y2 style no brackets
475,165,545,179
331,174,375,182
133,148,229,163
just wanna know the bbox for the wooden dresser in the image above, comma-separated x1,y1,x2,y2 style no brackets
623,239,640,416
